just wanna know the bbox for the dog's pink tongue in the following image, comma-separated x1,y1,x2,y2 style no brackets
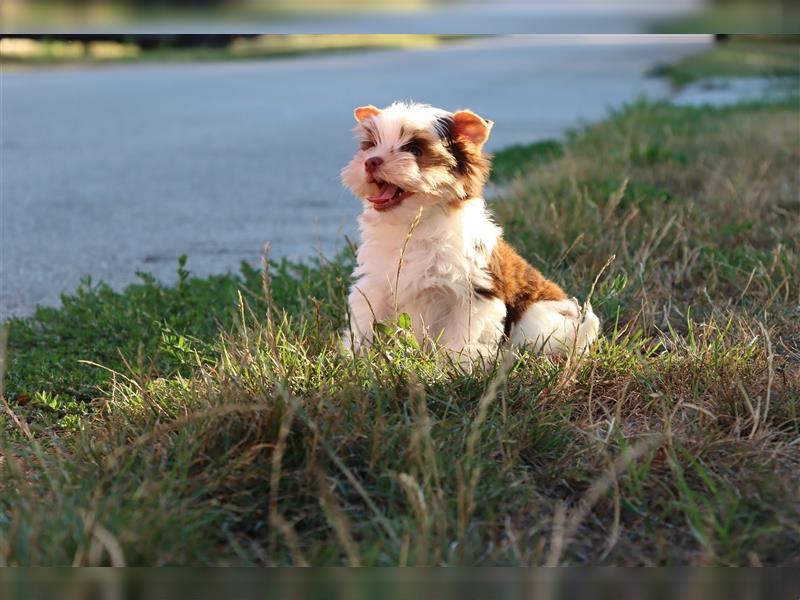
368,183,398,203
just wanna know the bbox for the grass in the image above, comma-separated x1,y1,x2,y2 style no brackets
650,36,800,87
0,35,471,69
2,97,799,566
654,10,800,36
3,0,443,31
489,139,564,183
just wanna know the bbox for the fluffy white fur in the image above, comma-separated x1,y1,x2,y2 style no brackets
341,102,599,362
345,196,507,358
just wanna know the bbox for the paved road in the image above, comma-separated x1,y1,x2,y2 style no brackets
1,35,710,318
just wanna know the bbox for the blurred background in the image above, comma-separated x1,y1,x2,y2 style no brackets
1,17,799,318
2,0,798,33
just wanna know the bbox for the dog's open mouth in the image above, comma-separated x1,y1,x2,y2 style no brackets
367,180,412,211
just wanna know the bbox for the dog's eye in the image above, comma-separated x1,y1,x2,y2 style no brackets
360,140,375,151
402,142,423,157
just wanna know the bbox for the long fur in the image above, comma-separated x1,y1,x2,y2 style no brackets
341,101,600,362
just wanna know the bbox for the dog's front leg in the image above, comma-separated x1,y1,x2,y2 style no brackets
434,297,505,368
343,280,391,353
435,318,485,370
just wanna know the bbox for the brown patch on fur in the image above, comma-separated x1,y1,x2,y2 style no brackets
451,137,491,202
402,129,488,197
432,116,492,205
413,136,457,170
418,151,456,171
482,239,567,336
357,121,379,148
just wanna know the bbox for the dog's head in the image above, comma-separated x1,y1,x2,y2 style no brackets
341,102,493,220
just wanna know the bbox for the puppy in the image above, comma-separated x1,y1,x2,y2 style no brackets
341,101,599,361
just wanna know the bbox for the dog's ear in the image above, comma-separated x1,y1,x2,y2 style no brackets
354,105,381,123
453,110,493,146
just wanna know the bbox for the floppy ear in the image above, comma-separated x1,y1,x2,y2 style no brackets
354,105,382,123
452,110,493,146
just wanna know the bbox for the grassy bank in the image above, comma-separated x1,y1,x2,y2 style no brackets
2,98,799,566
650,36,800,86
0,35,468,69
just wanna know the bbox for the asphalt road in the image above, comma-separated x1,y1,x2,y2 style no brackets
1,35,710,318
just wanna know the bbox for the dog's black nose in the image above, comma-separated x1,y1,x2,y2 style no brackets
364,157,383,173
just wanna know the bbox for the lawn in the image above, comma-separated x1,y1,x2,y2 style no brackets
1,97,799,566
0,35,469,69
650,36,799,86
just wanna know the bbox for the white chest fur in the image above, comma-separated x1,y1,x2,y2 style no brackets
346,198,507,356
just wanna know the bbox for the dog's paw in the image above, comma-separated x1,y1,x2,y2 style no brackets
339,330,357,355
576,301,600,350
340,328,373,356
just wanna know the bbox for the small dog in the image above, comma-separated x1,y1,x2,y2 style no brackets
341,101,599,361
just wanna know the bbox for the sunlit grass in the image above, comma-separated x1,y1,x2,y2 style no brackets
0,34,467,68
650,37,800,86
1,98,798,565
